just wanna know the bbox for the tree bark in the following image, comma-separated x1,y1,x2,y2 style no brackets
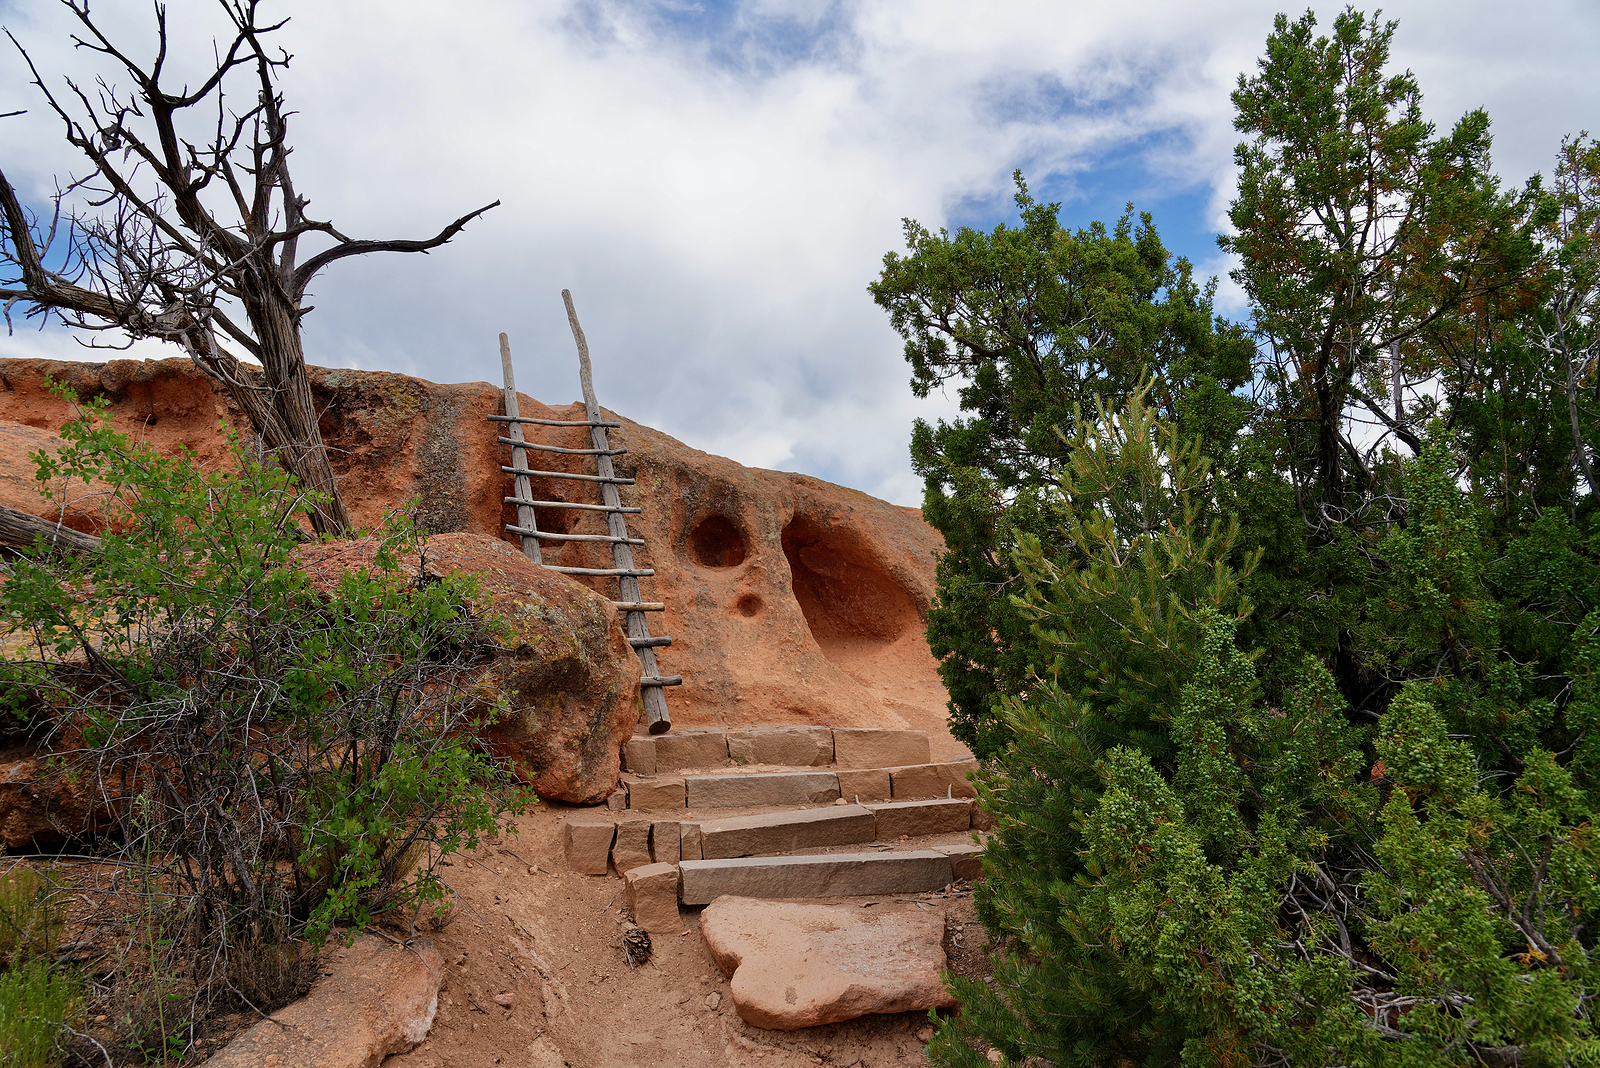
0,503,102,555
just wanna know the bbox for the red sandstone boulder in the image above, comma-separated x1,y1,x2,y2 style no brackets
202,935,443,1068
700,895,956,1029
294,533,641,804
0,356,967,762
0,749,96,848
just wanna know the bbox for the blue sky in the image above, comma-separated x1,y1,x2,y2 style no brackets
3,0,1597,505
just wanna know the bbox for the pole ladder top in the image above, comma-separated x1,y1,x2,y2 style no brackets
492,305,677,735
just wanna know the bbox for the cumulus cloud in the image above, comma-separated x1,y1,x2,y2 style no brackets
2,0,1596,505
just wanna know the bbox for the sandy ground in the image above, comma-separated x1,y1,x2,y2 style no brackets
379,799,986,1068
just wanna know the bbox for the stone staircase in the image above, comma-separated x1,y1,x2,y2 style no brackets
560,725,987,913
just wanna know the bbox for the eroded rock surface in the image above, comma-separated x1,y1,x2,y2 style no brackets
0,356,962,760
699,895,956,1029
294,533,641,804
201,935,442,1068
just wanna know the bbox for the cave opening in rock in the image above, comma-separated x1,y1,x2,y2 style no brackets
780,514,918,656
688,514,748,568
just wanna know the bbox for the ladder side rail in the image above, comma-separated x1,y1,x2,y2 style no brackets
498,333,541,565
563,288,672,734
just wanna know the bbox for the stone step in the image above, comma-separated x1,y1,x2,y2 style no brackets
698,805,877,860
687,770,839,808
679,850,956,905
565,798,981,873
621,841,985,939
622,725,932,776
621,760,981,811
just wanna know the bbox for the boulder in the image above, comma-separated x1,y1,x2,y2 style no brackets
294,533,641,804
699,896,956,1030
0,750,96,849
202,935,442,1068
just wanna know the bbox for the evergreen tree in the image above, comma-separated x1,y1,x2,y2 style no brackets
870,183,1251,756
905,8,1600,1066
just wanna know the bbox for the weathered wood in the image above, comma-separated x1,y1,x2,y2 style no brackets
564,288,672,734
640,676,683,687
500,466,635,485
503,497,642,514
611,602,666,612
629,636,673,648
494,437,626,456
542,566,655,578
503,526,644,545
487,415,622,428
498,333,541,565
0,504,102,555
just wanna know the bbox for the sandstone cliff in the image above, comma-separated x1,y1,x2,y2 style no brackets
0,357,962,763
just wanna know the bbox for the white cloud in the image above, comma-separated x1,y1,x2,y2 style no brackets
3,0,1596,504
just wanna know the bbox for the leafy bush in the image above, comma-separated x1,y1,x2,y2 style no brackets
0,389,528,1038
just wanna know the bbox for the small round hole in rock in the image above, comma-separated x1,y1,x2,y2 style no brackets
735,594,762,617
688,514,748,568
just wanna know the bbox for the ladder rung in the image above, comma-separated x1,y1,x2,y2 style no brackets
504,526,644,545
497,436,626,456
543,565,655,577
629,636,673,648
488,415,622,428
504,497,642,514
612,602,666,612
640,675,683,687
501,465,634,485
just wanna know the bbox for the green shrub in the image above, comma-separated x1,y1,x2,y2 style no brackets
0,866,66,965
0,387,529,1045
0,958,81,1068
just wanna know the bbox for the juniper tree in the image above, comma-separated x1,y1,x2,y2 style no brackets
910,8,1600,1066
870,185,1251,756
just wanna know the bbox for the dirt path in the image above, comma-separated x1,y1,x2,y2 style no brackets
381,800,978,1068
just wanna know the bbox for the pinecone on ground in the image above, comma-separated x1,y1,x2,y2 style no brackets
622,922,652,968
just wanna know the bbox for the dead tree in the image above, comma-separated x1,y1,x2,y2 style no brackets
0,0,497,535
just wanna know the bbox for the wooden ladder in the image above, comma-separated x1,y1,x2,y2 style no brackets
490,290,678,735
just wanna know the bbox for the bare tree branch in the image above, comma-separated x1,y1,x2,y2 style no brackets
2,0,498,535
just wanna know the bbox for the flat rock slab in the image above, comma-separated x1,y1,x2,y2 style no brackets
626,776,686,810
652,729,730,772
940,842,984,881
832,728,930,770
726,725,835,767
621,736,657,775
836,767,891,803
685,771,840,808
563,819,615,876
699,805,876,859
203,935,441,1068
866,798,972,839
625,861,683,936
888,760,979,799
700,896,956,1030
613,818,654,874
679,851,954,905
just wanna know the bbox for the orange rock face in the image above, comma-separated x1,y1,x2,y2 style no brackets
293,533,642,804
0,356,964,763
